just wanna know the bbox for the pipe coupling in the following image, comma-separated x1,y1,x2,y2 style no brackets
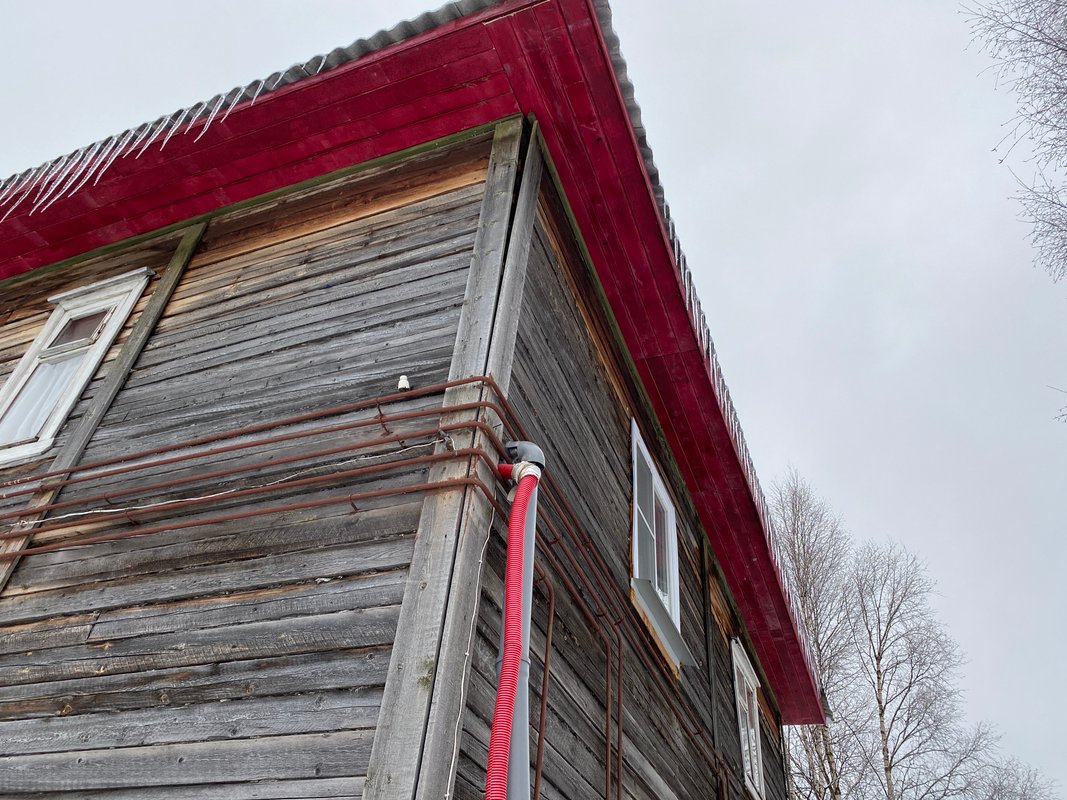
510,461,542,483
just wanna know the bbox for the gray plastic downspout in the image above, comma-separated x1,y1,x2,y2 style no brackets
498,441,545,800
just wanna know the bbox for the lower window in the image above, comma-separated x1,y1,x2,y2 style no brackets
630,420,695,667
732,639,766,798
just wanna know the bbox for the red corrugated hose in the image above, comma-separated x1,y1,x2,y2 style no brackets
485,468,540,800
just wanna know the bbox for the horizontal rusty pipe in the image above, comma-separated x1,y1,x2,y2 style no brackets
0,414,508,526
0,398,509,505
1,471,504,561
0,445,499,544
0,376,499,493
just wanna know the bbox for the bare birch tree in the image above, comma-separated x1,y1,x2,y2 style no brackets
975,757,1059,800
969,1,1067,420
969,0,1067,283
850,543,994,800
772,471,871,800
773,473,1058,800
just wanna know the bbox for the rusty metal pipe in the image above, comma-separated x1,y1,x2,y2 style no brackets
0,398,508,505
0,376,496,491
0,473,501,561
542,517,620,797
0,416,507,525
0,446,499,543
532,563,555,800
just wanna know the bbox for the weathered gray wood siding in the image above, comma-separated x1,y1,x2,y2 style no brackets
453,193,789,800
0,137,492,799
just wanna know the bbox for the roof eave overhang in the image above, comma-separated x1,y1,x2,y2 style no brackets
0,0,824,724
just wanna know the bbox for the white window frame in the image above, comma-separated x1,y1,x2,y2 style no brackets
0,268,152,466
630,420,694,667
732,639,766,799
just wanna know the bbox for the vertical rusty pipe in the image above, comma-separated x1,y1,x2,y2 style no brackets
532,565,555,800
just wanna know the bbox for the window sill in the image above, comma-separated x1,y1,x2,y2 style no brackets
0,437,55,469
631,577,697,668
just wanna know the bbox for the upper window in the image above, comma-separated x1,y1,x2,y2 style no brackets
630,420,694,667
0,268,151,465
732,639,766,798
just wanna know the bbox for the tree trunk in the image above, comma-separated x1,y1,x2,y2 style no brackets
876,668,896,800
818,725,843,800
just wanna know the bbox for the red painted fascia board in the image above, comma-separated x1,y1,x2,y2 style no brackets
0,0,823,724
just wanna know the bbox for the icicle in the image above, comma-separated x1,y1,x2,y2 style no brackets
159,107,192,153
0,164,49,221
194,95,228,142
126,120,161,157
0,165,40,207
94,126,139,185
136,114,175,158
30,146,89,213
0,175,16,208
183,100,209,136
269,69,289,90
62,135,119,200
32,153,74,201
220,87,246,123
34,143,100,214
248,78,267,106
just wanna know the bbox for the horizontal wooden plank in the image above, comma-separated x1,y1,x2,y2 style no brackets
154,204,479,347
189,150,487,272
0,730,371,791
2,777,364,800
122,254,470,393
0,605,401,686
0,615,96,656
87,570,407,643
4,529,413,622
27,470,431,557
7,500,420,596
0,645,391,720
17,489,420,576
0,687,382,756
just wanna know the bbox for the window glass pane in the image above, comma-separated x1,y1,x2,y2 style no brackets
747,687,760,775
738,693,752,772
635,450,652,524
0,354,83,445
654,493,670,598
751,733,760,782
49,310,108,348
636,516,655,581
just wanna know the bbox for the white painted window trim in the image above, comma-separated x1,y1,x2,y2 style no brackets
732,638,766,799
0,268,152,466
630,420,695,667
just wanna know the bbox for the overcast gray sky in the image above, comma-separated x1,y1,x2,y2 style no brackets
1,0,1063,790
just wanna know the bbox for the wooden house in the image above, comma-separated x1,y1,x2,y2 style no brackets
0,1,825,798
